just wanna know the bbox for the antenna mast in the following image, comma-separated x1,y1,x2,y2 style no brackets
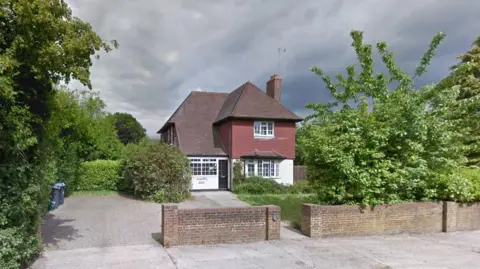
277,48,286,74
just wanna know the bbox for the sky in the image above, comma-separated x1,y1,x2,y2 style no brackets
66,0,480,136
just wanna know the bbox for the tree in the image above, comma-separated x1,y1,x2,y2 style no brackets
436,37,480,166
299,30,471,206
0,1,116,267
109,112,147,145
46,88,124,194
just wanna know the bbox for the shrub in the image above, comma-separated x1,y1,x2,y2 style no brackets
232,160,245,186
287,180,314,194
458,167,480,201
234,177,288,194
123,141,191,202
76,160,122,191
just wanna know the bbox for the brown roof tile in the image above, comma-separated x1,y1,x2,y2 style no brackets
159,91,229,156
158,80,302,156
214,82,302,124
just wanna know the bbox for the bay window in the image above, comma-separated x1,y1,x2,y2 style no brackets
244,159,279,178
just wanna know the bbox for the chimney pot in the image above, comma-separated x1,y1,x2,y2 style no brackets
266,74,282,102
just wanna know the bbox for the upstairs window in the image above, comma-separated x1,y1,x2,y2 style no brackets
254,121,274,137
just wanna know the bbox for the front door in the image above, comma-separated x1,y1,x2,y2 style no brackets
218,160,228,189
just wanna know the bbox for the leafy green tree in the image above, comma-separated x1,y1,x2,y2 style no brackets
436,37,480,166
109,112,147,145
0,1,116,267
294,127,306,165
46,88,123,193
299,30,471,206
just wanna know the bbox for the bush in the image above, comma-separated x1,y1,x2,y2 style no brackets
234,177,288,194
287,180,314,194
232,160,245,186
123,141,191,202
458,167,480,201
76,160,122,191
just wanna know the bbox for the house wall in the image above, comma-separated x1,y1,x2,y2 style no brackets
230,120,296,159
218,121,232,156
161,204,280,247
160,126,178,146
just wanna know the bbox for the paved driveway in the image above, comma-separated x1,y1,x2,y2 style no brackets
39,195,163,251
32,194,480,269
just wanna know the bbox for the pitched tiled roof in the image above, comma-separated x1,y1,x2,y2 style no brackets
158,81,302,156
214,82,302,124
158,91,229,156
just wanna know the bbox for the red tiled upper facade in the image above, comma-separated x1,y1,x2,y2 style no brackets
157,74,302,159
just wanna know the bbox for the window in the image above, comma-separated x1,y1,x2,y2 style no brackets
254,121,274,137
246,160,255,177
189,158,217,176
244,160,279,178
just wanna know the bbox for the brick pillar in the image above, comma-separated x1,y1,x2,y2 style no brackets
266,206,281,240
443,201,457,232
301,204,313,237
161,204,179,247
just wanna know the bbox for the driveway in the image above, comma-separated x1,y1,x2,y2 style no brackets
32,194,480,269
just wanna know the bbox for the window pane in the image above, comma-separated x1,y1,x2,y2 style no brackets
267,122,274,135
275,163,279,177
254,122,261,135
262,162,270,177
247,163,255,177
261,125,267,135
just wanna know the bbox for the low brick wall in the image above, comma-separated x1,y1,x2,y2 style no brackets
161,204,280,247
443,202,480,232
302,202,480,238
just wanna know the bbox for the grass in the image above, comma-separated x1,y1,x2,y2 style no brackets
238,193,317,228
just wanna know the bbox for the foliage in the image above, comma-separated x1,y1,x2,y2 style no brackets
234,177,288,194
234,177,313,195
287,180,315,194
0,0,116,267
238,194,317,228
45,88,124,194
123,141,191,202
458,167,480,201
109,112,147,145
232,160,245,185
298,30,472,206
435,36,480,166
294,127,306,165
76,160,122,191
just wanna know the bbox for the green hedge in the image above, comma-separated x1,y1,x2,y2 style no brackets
234,177,314,195
76,160,122,191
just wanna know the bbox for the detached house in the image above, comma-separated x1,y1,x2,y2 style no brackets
157,74,302,190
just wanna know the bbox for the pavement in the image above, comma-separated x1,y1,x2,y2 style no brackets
31,193,480,269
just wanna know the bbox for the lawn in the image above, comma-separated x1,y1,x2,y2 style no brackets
237,193,317,227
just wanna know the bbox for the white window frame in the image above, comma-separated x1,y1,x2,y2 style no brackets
253,121,274,138
189,158,218,176
244,159,280,178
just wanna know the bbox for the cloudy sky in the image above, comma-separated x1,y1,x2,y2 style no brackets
66,0,480,136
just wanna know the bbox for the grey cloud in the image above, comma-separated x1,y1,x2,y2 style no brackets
66,0,480,136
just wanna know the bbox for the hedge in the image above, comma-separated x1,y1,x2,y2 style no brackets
76,160,122,191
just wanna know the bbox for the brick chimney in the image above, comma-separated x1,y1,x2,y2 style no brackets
266,74,282,102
